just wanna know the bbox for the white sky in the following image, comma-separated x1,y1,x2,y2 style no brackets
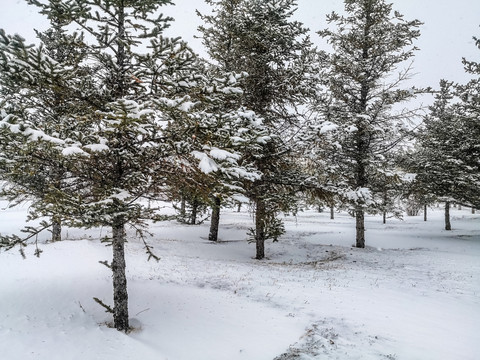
1,0,479,89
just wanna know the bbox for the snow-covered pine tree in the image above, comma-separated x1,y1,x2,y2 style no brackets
0,18,95,244
3,0,185,331
454,34,480,208
314,0,422,247
1,0,266,331
409,81,458,230
199,0,316,259
161,60,267,239
413,35,480,225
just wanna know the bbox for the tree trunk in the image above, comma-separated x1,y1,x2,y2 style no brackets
51,216,62,242
208,197,221,242
445,201,451,231
355,206,365,248
191,198,198,225
330,205,335,220
424,204,427,222
472,208,476,214
112,218,129,332
180,196,186,217
382,190,387,224
237,202,241,213
255,197,266,259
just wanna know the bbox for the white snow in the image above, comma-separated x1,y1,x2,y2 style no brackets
192,151,219,174
0,202,479,360
0,115,65,145
346,124,359,133
221,86,243,95
345,187,373,204
209,147,240,162
61,146,88,156
84,144,110,152
319,121,338,134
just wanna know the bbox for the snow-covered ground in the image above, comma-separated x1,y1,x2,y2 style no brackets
0,201,479,360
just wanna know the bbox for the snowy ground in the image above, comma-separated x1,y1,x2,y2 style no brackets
0,201,479,360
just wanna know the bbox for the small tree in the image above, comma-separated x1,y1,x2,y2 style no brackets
0,20,95,243
314,0,422,247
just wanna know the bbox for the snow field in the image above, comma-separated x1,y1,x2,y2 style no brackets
0,202,479,359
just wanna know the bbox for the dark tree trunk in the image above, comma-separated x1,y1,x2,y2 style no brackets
112,218,129,332
208,197,221,242
180,196,186,217
330,205,335,220
191,198,199,225
424,204,427,222
237,202,241,213
382,190,387,224
445,201,451,231
355,207,365,248
255,197,266,259
51,216,62,242
472,208,476,214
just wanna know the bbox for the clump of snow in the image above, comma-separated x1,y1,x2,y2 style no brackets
345,187,373,205
84,144,109,152
346,124,358,133
209,147,240,162
192,151,219,174
61,146,88,156
221,86,243,95
319,121,338,134
1,114,65,145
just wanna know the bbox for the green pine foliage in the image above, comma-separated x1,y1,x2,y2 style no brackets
413,35,480,209
312,0,422,247
0,20,95,244
199,0,316,259
0,0,269,331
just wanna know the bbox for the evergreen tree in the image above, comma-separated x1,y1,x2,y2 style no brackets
1,0,265,331
454,34,480,208
410,81,458,213
412,35,480,222
0,20,95,244
199,0,316,259
314,0,422,247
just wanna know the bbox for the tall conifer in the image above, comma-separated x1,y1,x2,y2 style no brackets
199,0,315,259
1,0,265,331
315,0,422,247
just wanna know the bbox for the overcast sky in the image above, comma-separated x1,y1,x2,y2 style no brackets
1,0,479,90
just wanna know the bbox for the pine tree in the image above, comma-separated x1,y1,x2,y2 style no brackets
314,0,422,247
1,0,265,331
410,81,457,208
0,19,95,244
199,0,316,259
454,34,480,208
164,63,267,236
3,0,180,332
412,35,480,221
